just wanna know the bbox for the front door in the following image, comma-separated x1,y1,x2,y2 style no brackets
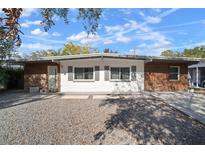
48,66,58,92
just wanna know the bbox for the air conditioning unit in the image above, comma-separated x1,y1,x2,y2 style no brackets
29,86,39,93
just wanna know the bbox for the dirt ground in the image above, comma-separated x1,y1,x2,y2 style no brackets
0,91,204,144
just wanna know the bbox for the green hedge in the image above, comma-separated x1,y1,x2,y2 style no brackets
0,67,24,89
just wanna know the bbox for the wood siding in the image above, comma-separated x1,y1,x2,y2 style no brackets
144,61,188,91
24,62,60,92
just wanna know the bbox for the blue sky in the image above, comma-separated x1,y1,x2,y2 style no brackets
4,8,205,56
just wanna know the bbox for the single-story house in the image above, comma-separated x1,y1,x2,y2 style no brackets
18,53,202,94
188,62,205,88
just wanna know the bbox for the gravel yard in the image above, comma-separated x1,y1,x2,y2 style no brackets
0,91,205,144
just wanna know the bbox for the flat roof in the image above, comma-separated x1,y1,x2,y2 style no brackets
40,53,148,61
16,53,204,63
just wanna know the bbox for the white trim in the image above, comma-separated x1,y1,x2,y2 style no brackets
109,67,131,82
169,66,180,81
73,66,95,82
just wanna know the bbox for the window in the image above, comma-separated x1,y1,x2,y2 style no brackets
74,67,93,80
169,66,180,81
111,67,130,80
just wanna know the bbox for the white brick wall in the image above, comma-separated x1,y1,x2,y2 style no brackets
60,58,144,94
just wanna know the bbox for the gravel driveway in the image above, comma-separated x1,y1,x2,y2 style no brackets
0,91,205,144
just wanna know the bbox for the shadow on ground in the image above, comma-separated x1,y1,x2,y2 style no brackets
94,93,205,144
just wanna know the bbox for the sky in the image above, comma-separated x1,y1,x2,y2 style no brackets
2,8,205,56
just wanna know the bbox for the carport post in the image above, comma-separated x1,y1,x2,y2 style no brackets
196,67,199,88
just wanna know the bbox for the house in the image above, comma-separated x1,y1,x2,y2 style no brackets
19,53,201,94
188,62,205,88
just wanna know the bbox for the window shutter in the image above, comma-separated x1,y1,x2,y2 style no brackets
131,66,137,81
95,66,100,81
68,66,73,81
104,66,110,81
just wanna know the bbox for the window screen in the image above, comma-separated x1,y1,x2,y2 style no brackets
74,67,93,80
111,67,130,80
169,66,180,80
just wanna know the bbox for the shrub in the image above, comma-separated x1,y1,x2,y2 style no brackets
0,67,10,86
0,67,24,89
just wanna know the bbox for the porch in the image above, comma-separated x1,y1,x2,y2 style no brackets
188,62,205,88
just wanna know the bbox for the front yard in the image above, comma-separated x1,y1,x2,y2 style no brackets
0,91,205,144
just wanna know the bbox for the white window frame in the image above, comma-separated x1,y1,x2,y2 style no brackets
169,66,180,81
109,67,131,81
73,67,95,81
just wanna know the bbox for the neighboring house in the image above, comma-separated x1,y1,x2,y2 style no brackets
188,62,205,88
18,53,201,93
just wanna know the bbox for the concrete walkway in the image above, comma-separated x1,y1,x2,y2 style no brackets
152,92,205,125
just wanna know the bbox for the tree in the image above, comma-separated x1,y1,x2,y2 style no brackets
160,50,180,57
103,48,118,53
21,43,98,60
22,49,58,60
0,39,15,61
160,46,205,58
62,42,98,55
0,67,10,87
0,8,102,47
182,46,205,58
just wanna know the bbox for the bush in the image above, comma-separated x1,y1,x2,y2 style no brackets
0,67,10,87
0,67,24,89
6,68,24,89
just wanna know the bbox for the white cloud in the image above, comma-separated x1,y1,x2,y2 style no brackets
52,32,61,37
21,20,41,28
145,16,161,24
115,33,131,43
65,9,178,48
22,8,38,17
178,31,188,35
158,8,179,18
153,40,172,49
118,9,132,15
105,20,142,34
67,31,88,41
152,8,162,13
101,12,108,21
137,43,147,48
135,29,172,55
105,25,124,33
103,39,114,44
138,11,145,17
23,35,65,44
31,28,48,37
156,19,205,29
66,31,100,44
21,43,53,50
101,9,179,54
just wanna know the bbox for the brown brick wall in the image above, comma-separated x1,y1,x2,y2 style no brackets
24,62,60,92
144,61,188,91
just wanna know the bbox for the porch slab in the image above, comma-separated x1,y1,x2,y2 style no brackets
61,95,89,99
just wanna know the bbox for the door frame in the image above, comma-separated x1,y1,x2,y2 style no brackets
47,65,58,92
